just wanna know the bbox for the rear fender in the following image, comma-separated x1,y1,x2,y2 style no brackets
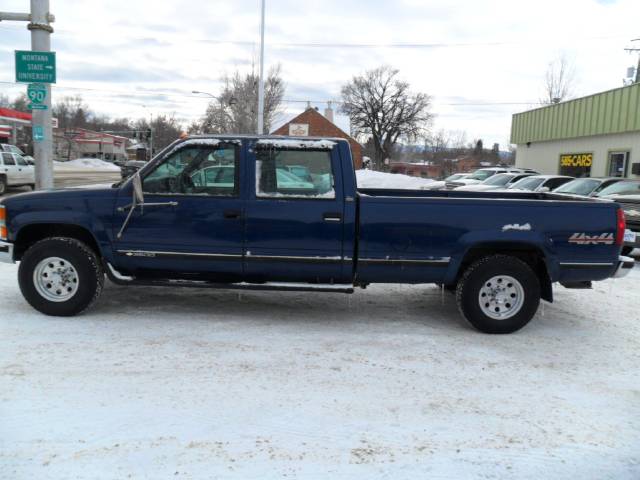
446,233,554,302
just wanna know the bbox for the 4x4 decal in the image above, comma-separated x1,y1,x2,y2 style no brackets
568,233,614,245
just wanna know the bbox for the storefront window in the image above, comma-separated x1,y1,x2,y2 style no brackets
608,152,629,178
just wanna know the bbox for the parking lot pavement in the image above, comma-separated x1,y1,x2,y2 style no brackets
0,170,121,199
1,261,639,479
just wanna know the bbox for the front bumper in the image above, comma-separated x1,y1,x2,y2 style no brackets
0,241,14,264
614,255,635,278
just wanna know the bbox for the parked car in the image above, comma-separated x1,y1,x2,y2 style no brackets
595,180,640,198
422,173,472,190
0,152,35,194
281,165,313,183
0,136,633,334
120,160,147,180
552,177,623,197
0,144,26,156
505,175,574,193
599,194,640,255
454,173,535,192
594,180,640,256
447,167,538,188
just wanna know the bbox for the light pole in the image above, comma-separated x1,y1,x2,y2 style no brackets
0,1,56,190
257,0,266,135
141,105,154,161
625,38,640,84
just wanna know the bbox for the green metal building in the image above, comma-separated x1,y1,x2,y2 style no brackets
511,82,640,178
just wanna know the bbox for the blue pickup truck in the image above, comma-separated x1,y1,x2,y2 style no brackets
0,136,634,333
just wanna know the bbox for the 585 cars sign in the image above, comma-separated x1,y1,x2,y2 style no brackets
560,153,593,168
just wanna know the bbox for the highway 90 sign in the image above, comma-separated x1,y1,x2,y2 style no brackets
15,50,56,84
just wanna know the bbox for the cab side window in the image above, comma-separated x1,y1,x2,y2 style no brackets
256,148,335,199
143,144,239,196
15,155,28,166
2,153,15,166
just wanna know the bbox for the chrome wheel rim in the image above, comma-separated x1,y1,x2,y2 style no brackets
478,275,525,320
33,257,79,302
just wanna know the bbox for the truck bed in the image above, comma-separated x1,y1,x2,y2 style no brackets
354,188,620,285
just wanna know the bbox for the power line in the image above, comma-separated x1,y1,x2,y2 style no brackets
0,81,536,106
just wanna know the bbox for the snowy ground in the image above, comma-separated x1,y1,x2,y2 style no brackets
1,262,639,479
54,158,121,172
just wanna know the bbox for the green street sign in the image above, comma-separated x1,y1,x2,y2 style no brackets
27,83,47,104
28,104,48,110
15,50,56,84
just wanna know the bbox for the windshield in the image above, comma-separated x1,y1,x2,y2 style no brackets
508,177,545,191
468,169,500,181
553,178,601,196
596,181,640,197
445,174,463,182
483,174,514,186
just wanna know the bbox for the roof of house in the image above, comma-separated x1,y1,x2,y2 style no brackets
272,107,359,143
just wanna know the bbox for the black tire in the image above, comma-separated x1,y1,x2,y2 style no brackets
621,246,634,257
28,184,36,191
456,254,541,334
18,237,104,316
0,176,6,195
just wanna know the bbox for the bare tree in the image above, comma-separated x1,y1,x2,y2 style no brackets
340,66,433,170
541,54,577,105
199,65,285,135
53,95,90,130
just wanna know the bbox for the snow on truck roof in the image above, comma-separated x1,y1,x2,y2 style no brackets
159,136,343,160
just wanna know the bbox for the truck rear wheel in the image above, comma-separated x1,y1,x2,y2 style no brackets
456,254,540,334
0,176,6,195
18,237,104,316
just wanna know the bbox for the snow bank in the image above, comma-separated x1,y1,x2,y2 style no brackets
356,169,435,189
54,158,120,172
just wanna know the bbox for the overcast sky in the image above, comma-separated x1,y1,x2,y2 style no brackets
1,0,639,148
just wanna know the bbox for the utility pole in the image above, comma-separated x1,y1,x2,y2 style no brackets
624,38,640,84
256,0,266,135
0,1,55,190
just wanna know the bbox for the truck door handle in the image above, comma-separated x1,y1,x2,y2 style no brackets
323,212,342,222
223,209,242,219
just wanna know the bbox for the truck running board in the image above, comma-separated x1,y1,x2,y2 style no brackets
560,281,592,289
106,264,354,294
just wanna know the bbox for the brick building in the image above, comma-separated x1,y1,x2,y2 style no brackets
272,106,363,169
389,161,444,178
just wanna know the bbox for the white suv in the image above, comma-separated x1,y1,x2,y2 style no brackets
0,152,35,194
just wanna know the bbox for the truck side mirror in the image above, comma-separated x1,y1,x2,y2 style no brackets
538,187,550,193
132,172,144,205
117,172,144,240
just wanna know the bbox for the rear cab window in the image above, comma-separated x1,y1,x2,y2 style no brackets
255,142,336,199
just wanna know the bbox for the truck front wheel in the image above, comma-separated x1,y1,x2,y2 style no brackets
18,237,104,316
456,254,540,334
